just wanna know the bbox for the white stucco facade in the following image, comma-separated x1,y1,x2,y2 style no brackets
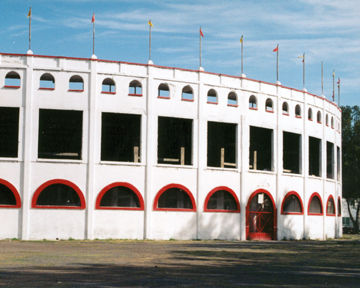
0,52,342,240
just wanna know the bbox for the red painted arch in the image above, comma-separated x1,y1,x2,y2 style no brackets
307,192,323,216
246,189,277,240
32,179,86,209
203,186,240,213
326,195,336,216
95,182,144,210
0,178,21,208
153,183,196,212
280,191,304,215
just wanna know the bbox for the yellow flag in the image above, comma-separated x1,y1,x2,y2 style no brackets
148,20,153,27
240,35,243,43
27,7,31,18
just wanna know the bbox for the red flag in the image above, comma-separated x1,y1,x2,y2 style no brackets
273,45,278,52
91,13,95,23
337,78,340,85
200,28,204,38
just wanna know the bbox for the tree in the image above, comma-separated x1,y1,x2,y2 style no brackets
341,105,360,233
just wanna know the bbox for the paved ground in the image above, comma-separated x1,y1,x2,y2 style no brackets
0,235,359,287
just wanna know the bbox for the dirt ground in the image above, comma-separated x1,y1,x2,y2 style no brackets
0,235,359,288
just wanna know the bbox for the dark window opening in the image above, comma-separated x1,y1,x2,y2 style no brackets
40,73,55,89
228,92,237,105
283,131,301,174
102,78,115,93
327,197,335,215
182,85,193,101
265,98,273,112
282,102,289,114
338,198,341,216
249,95,257,109
207,121,236,168
158,83,170,98
5,71,20,87
327,141,334,179
38,109,82,160
101,113,141,162
309,136,321,177
0,183,16,205
158,187,192,209
207,89,217,103
99,186,140,208
283,194,302,213
69,75,84,91
206,190,237,211
308,108,313,120
158,117,192,165
129,80,142,96
331,117,334,128
309,195,322,214
337,146,340,181
250,126,273,171
317,111,322,123
0,107,19,158
295,104,301,117
326,114,329,126
36,183,80,207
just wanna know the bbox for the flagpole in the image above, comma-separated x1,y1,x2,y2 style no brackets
338,78,341,106
149,20,152,62
240,35,243,75
321,61,324,95
92,15,95,56
332,70,335,101
303,53,305,89
199,26,202,69
28,7,31,51
276,45,279,83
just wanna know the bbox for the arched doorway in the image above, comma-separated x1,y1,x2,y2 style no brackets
246,189,276,240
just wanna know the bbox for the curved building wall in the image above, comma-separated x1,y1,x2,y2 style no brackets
0,53,342,240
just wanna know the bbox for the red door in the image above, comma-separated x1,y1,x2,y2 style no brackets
246,190,276,240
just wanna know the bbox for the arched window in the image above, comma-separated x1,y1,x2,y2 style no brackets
308,108,313,121
326,196,336,216
102,78,116,94
331,116,334,128
153,184,196,211
207,89,217,104
308,193,323,215
0,179,21,208
129,80,142,96
40,73,55,90
282,102,289,115
249,95,257,109
337,197,341,216
265,98,274,112
317,111,322,123
295,104,301,118
96,182,144,210
204,187,240,212
158,83,170,98
281,191,303,215
227,92,237,106
181,85,193,101
32,179,86,209
4,71,21,88
326,114,329,126
69,75,84,91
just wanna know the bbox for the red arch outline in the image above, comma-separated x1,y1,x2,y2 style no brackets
326,195,336,216
153,183,196,212
280,191,304,215
246,188,277,240
32,179,86,209
203,186,240,213
307,192,323,215
337,196,342,216
0,178,21,208
95,182,144,210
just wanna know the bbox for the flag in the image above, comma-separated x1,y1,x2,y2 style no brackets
337,78,340,85
92,13,95,23
240,35,243,43
200,27,204,38
27,7,31,18
148,20,153,27
273,44,278,52
298,55,304,63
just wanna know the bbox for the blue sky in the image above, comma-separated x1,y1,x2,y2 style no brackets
0,0,359,106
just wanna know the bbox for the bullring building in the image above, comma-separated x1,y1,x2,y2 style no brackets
0,52,342,240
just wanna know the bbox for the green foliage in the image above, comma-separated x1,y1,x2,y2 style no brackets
341,105,360,233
